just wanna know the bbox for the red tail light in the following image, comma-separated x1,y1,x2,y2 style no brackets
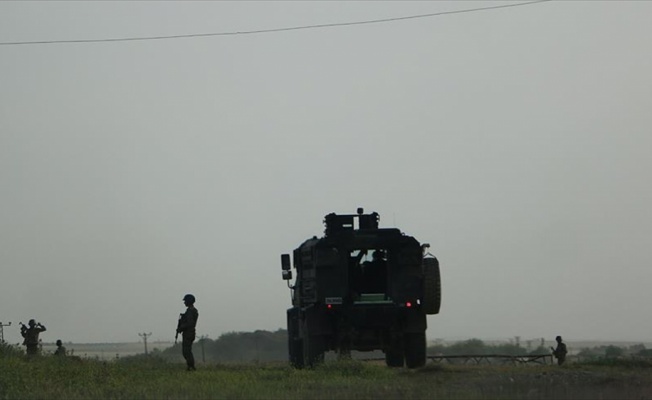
406,302,412,308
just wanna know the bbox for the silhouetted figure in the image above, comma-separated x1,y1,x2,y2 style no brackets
362,250,388,293
20,319,46,356
177,294,199,371
551,335,567,365
54,339,66,356
348,250,367,300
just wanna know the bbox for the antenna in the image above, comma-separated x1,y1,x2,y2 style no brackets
0,321,11,343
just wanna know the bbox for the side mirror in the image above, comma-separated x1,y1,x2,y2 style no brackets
282,270,293,281
281,254,291,271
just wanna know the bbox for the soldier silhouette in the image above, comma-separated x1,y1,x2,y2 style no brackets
362,250,388,293
551,335,568,365
20,319,46,356
177,294,199,371
54,339,66,356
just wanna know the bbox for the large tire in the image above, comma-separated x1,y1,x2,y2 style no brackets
287,310,304,368
289,336,304,368
404,332,426,369
422,257,441,315
385,335,404,367
385,347,404,368
303,334,325,368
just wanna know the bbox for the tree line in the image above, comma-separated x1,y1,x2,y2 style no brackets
156,334,552,363
4,333,650,363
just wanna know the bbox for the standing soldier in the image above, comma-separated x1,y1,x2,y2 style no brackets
177,294,199,371
20,319,46,356
54,339,66,356
551,335,568,365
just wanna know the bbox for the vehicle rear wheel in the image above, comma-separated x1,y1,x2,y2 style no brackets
422,257,441,315
385,348,404,367
404,332,426,368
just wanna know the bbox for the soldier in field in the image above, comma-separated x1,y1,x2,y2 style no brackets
20,319,46,356
54,339,66,356
551,335,568,365
177,294,199,371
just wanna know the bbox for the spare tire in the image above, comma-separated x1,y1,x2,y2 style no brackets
422,257,441,315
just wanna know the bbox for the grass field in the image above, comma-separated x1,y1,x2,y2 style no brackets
1,355,651,400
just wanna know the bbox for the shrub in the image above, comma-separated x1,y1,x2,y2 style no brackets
0,341,23,358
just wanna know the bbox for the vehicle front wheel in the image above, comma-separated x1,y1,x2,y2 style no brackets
385,348,404,367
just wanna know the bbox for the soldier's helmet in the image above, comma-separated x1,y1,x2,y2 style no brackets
183,294,196,304
28,319,36,326
56,340,62,346
556,335,562,341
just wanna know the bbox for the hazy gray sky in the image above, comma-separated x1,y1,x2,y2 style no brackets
1,1,651,345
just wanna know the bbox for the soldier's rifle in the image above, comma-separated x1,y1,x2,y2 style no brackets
175,314,182,344
19,321,44,329
18,322,27,345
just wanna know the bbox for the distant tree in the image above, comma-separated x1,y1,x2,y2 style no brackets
529,346,549,355
577,347,600,360
447,339,487,355
0,341,23,358
160,329,289,363
605,345,624,359
628,344,646,354
493,343,522,356
635,348,652,358
426,343,447,355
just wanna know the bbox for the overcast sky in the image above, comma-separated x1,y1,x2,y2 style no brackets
1,1,651,345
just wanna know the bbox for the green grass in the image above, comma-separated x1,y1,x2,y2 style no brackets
1,355,651,400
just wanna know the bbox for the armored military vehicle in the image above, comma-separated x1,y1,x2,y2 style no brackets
281,208,441,368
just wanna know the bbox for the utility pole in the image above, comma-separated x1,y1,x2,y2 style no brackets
0,321,11,343
138,332,152,355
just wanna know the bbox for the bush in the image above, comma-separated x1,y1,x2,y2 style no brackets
427,339,533,356
116,352,169,366
581,357,652,368
0,341,23,358
159,329,289,363
605,345,625,359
